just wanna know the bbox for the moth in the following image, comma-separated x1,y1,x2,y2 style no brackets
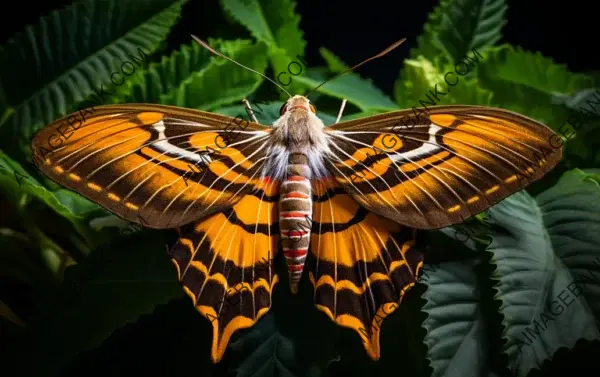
31,36,562,362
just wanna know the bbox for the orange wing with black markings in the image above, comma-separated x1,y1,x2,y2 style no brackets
169,178,280,362
324,105,563,229
307,177,424,360
31,104,272,228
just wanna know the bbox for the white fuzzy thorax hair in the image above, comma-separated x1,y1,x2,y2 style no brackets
262,95,332,180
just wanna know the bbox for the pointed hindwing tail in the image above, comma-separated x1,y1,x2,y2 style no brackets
169,181,280,362
307,178,424,359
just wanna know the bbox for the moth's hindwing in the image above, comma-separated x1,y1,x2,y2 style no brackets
31,104,272,228
169,178,280,362
307,178,424,360
324,105,563,229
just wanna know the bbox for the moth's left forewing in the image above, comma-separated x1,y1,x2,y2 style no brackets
324,105,563,229
31,104,272,228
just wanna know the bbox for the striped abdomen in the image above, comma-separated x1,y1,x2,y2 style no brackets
279,152,312,293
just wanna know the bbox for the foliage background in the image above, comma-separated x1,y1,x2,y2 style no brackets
1,0,600,376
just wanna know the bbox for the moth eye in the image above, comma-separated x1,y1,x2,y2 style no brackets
309,104,316,113
279,103,288,115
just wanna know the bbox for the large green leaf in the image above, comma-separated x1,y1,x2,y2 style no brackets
410,0,507,66
421,258,498,377
476,45,594,126
552,88,600,117
0,0,185,153
226,280,338,377
319,47,349,74
0,151,99,231
415,225,498,377
435,0,507,64
310,47,398,111
28,230,182,377
220,0,305,59
535,169,600,323
229,314,311,377
110,39,268,110
395,56,493,108
409,0,453,63
220,0,306,94
0,150,120,258
401,0,507,109
295,70,398,112
486,169,600,377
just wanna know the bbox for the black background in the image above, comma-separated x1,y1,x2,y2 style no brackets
2,1,599,377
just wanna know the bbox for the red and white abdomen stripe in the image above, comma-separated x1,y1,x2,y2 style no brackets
279,152,312,294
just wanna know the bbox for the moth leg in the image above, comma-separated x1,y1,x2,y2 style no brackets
242,98,259,123
335,98,347,123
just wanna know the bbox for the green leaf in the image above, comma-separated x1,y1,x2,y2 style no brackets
395,56,492,108
551,89,600,167
486,169,600,377
111,39,268,110
312,47,397,111
29,230,183,377
410,0,507,66
319,48,349,74
227,282,337,377
421,258,497,377
295,70,398,112
0,150,113,265
229,314,304,377
535,169,600,318
0,0,186,153
409,0,453,62
51,189,106,218
553,88,600,116
476,45,594,125
0,150,96,223
436,0,507,64
220,0,306,83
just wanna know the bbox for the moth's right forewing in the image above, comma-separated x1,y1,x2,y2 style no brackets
323,105,562,229
31,103,273,228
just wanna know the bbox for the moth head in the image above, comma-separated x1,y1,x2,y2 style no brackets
279,95,316,116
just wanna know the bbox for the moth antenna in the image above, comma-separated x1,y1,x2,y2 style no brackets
191,35,292,98
306,38,406,98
